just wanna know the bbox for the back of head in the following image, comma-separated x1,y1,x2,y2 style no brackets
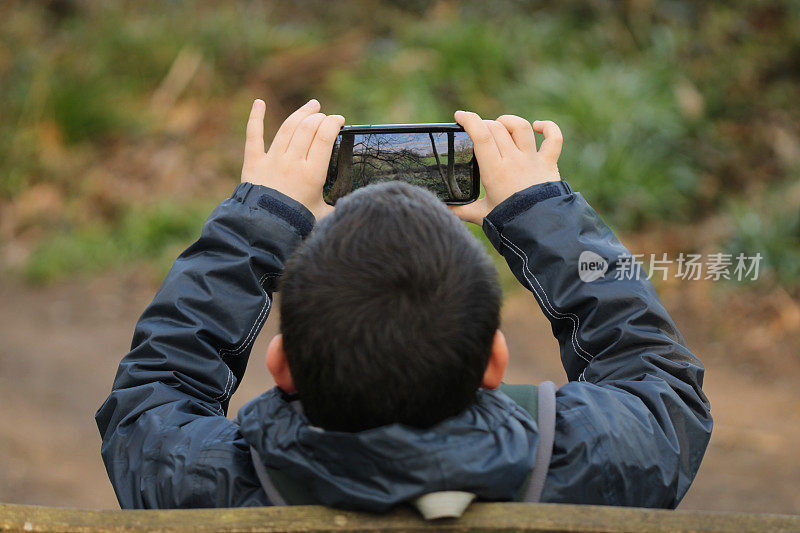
279,182,501,432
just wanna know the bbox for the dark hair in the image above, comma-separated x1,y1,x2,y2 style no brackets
279,182,501,432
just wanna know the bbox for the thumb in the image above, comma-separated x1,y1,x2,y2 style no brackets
448,200,488,225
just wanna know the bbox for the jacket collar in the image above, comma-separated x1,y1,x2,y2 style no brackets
237,387,539,511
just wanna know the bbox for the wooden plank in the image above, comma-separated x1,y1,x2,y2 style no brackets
1,502,799,532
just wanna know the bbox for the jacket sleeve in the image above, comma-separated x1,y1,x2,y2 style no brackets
94,182,314,509
483,181,712,508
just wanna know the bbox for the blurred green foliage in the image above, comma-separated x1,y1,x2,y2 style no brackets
725,183,800,286
0,0,798,287
22,200,216,284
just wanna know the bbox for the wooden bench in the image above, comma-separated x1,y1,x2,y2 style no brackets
2,502,799,532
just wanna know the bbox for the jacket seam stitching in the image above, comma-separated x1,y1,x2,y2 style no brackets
213,272,279,401
498,233,594,367
218,272,277,357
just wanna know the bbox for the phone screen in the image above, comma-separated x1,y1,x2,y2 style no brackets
324,128,478,205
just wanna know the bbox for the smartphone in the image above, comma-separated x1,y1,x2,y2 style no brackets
324,123,480,205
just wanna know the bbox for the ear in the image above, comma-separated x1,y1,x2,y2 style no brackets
481,329,509,390
266,334,296,393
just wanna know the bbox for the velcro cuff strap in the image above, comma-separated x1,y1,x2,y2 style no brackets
257,194,314,237
485,180,572,233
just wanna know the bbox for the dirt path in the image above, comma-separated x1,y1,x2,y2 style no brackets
1,274,798,513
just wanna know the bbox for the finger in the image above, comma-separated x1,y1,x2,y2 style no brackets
271,98,321,153
454,110,500,163
484,119,516,158
244,99,266,163
308,114,345,166
448,199,487,225
532,120,563,163
497,115,536,152
287,113,326,158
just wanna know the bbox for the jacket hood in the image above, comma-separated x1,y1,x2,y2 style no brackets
237,387,539,511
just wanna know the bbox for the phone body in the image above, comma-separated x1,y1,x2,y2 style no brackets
324,123,480,205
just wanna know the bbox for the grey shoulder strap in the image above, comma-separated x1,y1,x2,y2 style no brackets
250,446,287,506
522,380,557,502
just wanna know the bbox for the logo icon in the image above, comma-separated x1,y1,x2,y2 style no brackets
578,250,608,282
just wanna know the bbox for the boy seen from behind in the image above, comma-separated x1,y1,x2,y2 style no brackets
96,99,712,510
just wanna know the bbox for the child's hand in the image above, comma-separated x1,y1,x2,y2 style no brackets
241,99,345,221
450,111,562,224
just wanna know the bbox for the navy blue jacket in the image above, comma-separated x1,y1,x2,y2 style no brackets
95,180,712,510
